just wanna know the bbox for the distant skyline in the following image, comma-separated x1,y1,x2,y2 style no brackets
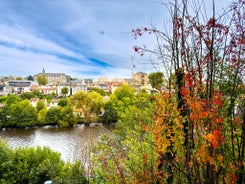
0,0,228,79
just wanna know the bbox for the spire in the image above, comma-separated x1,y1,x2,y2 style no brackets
42,68,45,74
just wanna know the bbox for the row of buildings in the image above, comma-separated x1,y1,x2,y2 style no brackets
0,70,150,96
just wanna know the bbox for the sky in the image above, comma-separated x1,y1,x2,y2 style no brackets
0,0,228,79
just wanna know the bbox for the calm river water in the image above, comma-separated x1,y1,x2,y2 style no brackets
0,123,112,162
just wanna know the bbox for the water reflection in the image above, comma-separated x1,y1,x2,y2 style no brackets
0,124,111,162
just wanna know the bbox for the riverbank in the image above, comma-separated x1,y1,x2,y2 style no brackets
0,123,113,162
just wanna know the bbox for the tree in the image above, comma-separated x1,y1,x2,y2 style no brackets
0,141,87,184
15,76,23,80
37,75,48,85
91,90,157,183
26,75,34,81
101,101,118,123
36,100,45,113
132,0,245,183
58,98,68,107
19,92,34,100
148,72,164,91
91,0,244,183
108,85,136,123
89,87,107,96
61,87,69,97
4,94,21,107
33,89,40,97
46,100,77,127
70,91,104,125
58,106,78,127
45,106,63,125
8,100,37,127
37,108,48,125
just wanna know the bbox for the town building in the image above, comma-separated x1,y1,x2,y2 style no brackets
83,79,94,87
132,72,149,85
30,85,57,95
34,68,69,85
4,80,35,94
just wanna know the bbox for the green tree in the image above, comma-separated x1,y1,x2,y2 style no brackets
4,94,21,107
57,105,77,127
0,108,7,128
101,101,118,123
0,141,87,184
89,87,107,96
8,100,37,127
38,108,48,125
0,96,7,103
19,92,35,100
26,75,34,81
32,89,40,97
70,91,104,125
36,100,45,113
15,76,23,80
148,72,164,90
58,98,68,107
37,75,48,85
54,161,87,184
45,106,62,125
61,87,69,97
109,85,135,122
43,103,76,127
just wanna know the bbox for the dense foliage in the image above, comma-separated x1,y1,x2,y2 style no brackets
0,94,78,128
70,91,104,125
90,0,245,183
0,140,87,184
148,72,164,90
37,75,48,85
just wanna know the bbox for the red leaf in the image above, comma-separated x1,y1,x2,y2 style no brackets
232,173,237,182
180,88,189,96
238,38,245,45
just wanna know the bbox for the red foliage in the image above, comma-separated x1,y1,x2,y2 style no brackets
232,173,237,182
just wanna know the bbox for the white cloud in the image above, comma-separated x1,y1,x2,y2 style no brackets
0,24,84,59
0,0,230,79
0,44,132,79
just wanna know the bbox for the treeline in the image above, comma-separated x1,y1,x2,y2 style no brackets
0,94,78,128
0,85,153,128
0,140,87,184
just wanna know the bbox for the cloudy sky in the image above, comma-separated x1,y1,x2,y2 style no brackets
0,0,227,79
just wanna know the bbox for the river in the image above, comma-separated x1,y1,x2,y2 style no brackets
0,123,112,162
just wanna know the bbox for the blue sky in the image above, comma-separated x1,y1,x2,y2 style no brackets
0,0,227,79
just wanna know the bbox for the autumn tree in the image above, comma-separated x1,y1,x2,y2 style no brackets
70,91,104,125
90,1,244,183
131,0,244,183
